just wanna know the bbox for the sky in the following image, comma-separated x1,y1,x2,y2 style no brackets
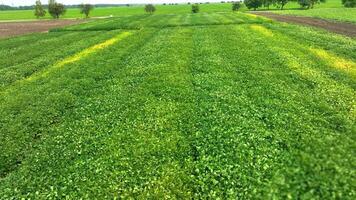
1,0,223,6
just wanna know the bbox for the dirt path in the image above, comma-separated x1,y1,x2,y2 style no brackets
251,12,356,37
0,20,86,39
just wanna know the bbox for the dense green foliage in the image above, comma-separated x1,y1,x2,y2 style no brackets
262,0,276,9
80,4,94,18
232,2,242,11
144,4,156,14
276,0,290,9
34,0,46,18
0,11,355,199
342,0,356,7
192,4,200,13
48,0,66,19
245,0,263,10
245,0,292,10
297,0,326,8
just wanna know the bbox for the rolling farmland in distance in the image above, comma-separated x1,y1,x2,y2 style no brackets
0,0,354,22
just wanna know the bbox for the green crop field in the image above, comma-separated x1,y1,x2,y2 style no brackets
272,8,356,23
268,0,356,23
272,0,345,9
0,9,355,199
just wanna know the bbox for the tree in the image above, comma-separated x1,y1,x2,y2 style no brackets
342,0,355,7
34,0,46,18
80,4,94,18
48,0,66,19
232,2,242,11
275,0,289,9
192,3,200,13
144,4,156,14
244,0,262,10
297,0,325,8
297,0,311,8
262,0,275,9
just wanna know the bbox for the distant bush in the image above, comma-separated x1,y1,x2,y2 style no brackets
342,0,356,7
34,0,46,18
48,0,66,19
245,0,262,10
80,4,94,18
275,0,289,9
297,0,325,9
145,4,156,14
232,2,242,11
192,4,200,13
262,0,275,9
297,0,311,8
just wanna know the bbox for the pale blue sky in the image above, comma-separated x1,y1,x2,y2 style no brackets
1,0,223,6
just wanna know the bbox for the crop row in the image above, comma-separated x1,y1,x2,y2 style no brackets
54,12,271,31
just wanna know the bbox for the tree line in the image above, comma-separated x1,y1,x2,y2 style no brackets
244,0,355,9
0,5,34,10
144,0,354,15
30,0,356,19
34,0,94,19
244,0,330,10
1,0,354,13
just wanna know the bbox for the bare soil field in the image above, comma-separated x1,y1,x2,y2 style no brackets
0,20,85,38
252,12,356,37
